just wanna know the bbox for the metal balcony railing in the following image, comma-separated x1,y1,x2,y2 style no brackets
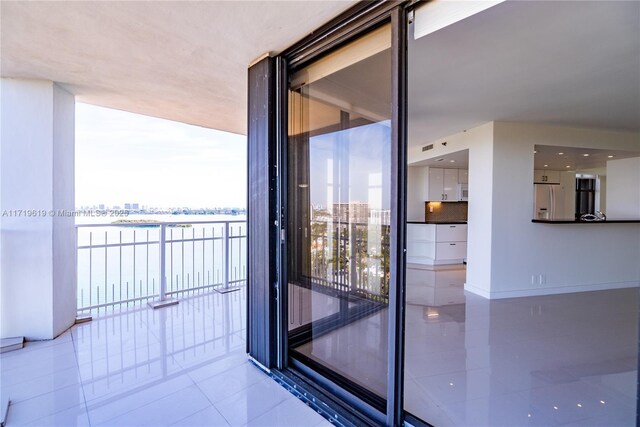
76,220,246,314
306,221,390,303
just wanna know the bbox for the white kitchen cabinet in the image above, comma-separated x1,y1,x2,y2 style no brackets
436,241,468,260
427,168,444,201
534,169,560,184
406,223,467,265
458,169,468,184
427,167,463,201
443,169,458,201
436,223,467,242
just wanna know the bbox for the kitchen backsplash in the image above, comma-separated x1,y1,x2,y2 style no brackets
425,201,468,222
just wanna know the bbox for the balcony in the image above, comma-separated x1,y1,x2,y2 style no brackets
0,220,329,426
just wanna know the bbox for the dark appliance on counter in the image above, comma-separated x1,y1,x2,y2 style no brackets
575,178,595,220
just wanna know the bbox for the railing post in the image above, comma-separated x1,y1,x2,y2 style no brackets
214,221,240,294
148,223,179,309
224,221,230,290
349,222,357,293
159,223,167,299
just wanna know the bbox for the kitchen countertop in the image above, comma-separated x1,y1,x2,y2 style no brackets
532,219,640,224
408,220,468,225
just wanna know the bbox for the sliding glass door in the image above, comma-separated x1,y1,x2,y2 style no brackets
285,23,394,410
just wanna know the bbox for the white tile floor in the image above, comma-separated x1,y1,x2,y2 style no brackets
0,289,329,427
294,271,638,426
405,288,638,426
3,283,637,427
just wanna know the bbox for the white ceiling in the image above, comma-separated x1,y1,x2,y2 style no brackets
412,149,469,169
408,0,640,146
0,1,356,135
534,145,640,171
407,145,640,171
4,1,638,141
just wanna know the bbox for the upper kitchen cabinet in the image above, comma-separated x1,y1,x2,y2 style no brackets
427,167,466,201
534,169,561,184
427,167,444,201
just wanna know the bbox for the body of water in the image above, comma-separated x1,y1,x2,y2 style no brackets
76,214,247,312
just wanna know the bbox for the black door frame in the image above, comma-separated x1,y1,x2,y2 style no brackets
270,2,412,426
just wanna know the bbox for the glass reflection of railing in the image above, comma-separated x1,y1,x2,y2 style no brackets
308,221,390,303
76,289,246,407
76,220,246,314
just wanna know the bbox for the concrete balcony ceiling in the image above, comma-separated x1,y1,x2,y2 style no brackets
0,1,356,135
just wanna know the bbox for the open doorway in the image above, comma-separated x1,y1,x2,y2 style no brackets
403,1,640,425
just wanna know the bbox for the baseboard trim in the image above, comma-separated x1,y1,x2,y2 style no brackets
465,280,639,299
0,337,24,354
464,283,491,298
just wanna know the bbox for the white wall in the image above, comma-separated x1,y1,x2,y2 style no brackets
559,171,576,219
606,157,640,219
407,166,426,221
410,121,640,298
0,78,76,340
409,122,496,295
487,122,640,298
464,124,495,296
52,84,77,335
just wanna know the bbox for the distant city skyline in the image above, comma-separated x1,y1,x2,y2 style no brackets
75,103,247,208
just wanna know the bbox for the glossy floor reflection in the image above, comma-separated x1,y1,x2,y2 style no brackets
407,275,638,426
293,265,638,426
0,289,329,427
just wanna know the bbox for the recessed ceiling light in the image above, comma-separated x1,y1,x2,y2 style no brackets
583,154,590,157
558,152,564,155
450,160,455,163
566,165,571,168
544,164,548,167
608,155,614,158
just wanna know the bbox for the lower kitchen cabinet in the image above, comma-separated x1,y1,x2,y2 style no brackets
407,223,468,265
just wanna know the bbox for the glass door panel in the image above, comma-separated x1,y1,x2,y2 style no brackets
287,24,393,406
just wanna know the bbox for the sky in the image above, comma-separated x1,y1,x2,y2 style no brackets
75,103,247,208
308,121,391,210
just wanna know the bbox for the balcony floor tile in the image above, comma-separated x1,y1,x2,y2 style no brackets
1,288,325,427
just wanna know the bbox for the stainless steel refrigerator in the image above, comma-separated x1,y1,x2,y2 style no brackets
534,184,566,220
575,178,596,220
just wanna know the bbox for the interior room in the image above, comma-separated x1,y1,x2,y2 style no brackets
404,1,639,425
267,0,640,425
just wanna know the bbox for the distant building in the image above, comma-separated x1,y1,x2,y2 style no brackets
332,202,369,224
369,209,391,226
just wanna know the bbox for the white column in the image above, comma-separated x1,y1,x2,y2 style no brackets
607,157,640,219
463,122,495,297
0,78,76,340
